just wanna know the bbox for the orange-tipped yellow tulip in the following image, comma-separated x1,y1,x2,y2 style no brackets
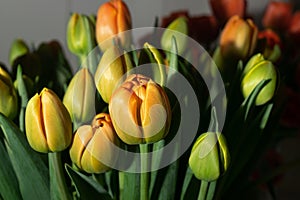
109,74,171,144
25,88,72,153
70,113,118,173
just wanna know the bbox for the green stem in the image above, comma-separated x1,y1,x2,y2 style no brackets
206,181,217,200
197,181,208,200
49,152,71,200
140,144,150,200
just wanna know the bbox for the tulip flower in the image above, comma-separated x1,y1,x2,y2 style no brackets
288,11,300,45
0,67,18,119
189,132,230,181
257,29,282,63
9,38,30,66
262,1,292,31
220,15,258,61
70,113,118,173
241,54,278,106
95,0,132,51
210,0,246,25
94,45,133,103
63,68,96,126
109,74,171,144
66,13,96,58
161,16,188,55
25,88,72,153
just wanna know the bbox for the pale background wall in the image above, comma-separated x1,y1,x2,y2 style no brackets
0,0,271,70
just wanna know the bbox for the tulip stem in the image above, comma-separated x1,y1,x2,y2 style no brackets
49,152,71,200
197,180,208,200
140,143,149,200
206,180,217,200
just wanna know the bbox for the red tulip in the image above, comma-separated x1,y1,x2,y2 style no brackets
210,0,246,25
288,11,300,45
262,1,292,31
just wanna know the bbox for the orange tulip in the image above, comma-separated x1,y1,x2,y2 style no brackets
220,15,258,60
95,0,132,51
109,74,171,144
262,1,292,31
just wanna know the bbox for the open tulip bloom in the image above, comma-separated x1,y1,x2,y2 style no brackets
0,0,299,200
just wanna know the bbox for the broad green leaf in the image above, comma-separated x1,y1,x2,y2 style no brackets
0,139,22,200
121,172,140,200
65,164,112,200
0,113,50,200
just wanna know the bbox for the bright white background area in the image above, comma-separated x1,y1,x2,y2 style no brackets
0,0,271,70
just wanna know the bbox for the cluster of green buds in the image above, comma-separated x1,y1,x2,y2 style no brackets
0,67,18,119
189,132,230,181
241,53,278,105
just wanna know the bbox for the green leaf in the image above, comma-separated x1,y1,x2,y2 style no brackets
65,164,112,200
0,139,22,200
121,172,140,200
0,113,50,200
16,65,29,132
180,167,194,200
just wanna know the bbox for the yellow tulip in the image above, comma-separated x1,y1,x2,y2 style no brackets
70,113,119,173
25,88,72,153
109,74,171,144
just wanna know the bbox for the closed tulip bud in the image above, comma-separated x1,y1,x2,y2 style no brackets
67,13,96,58
109,74,171,144
161,16,188,55
25,88,72,153
262,1,292,31
210,0,246,25
189,132,230,181
70,113,118,173
94,45,133,103
0,67,18,119
243,53,265,76
257,29,282,63
241,56,278,106
63,68,96,126
220,15,258,60
95,0,132,51
9,39,30,66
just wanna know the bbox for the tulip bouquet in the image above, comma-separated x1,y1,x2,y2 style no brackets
1,0,300,200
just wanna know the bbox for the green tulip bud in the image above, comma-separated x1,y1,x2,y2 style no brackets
189,132,230,181
70,113,119,174
243,53,265,76
94,45,133,103
0,67,18,119
25,88,72,153
241,57,278,105
161,16,188,55
66,13,96,57
9,38,30,66
109,74,172,144
63,68,96,126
